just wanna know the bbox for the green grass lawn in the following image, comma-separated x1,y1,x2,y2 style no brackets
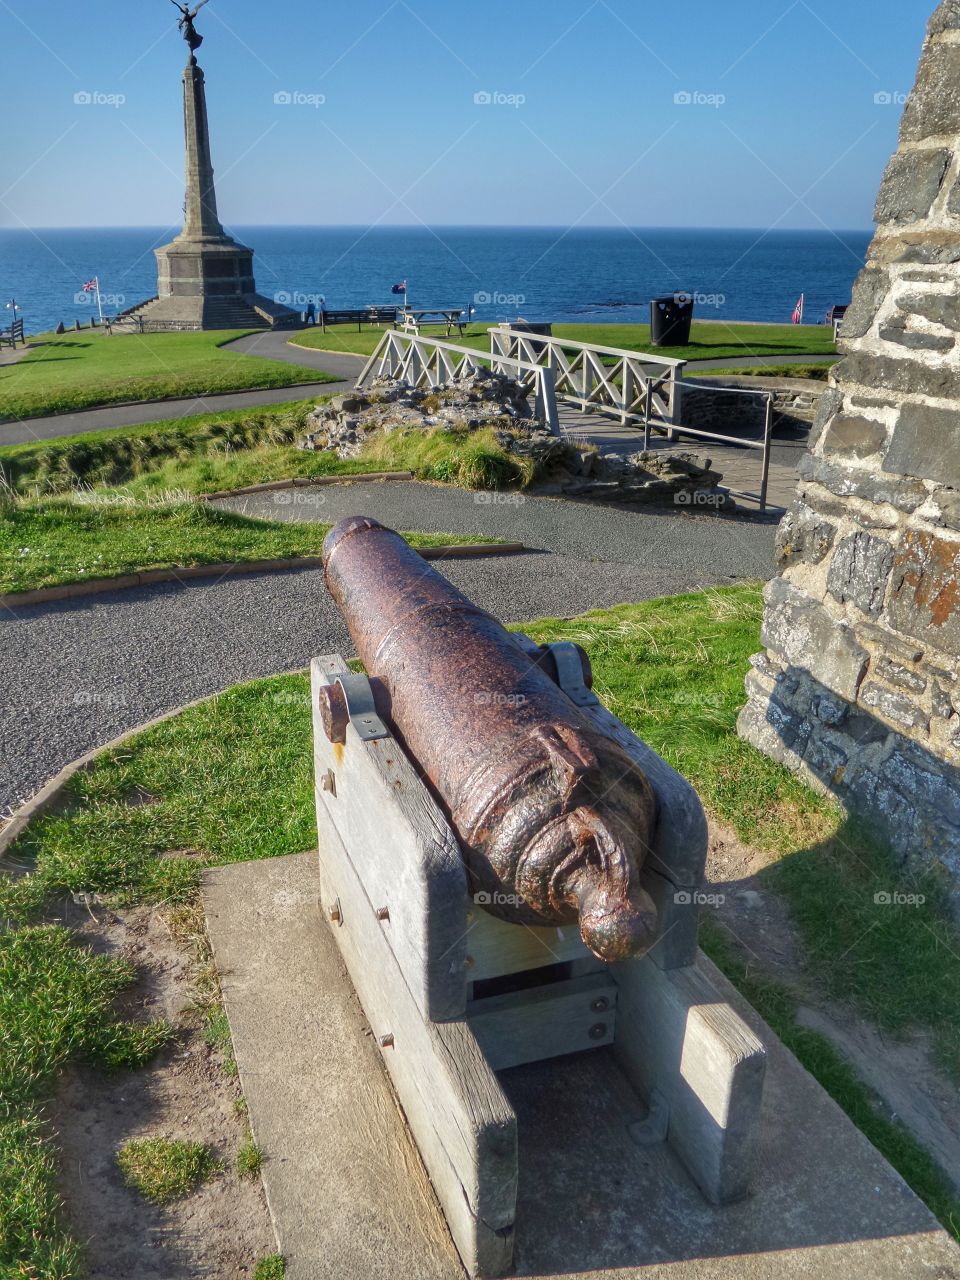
1,587,957,1275
0,331,332,422
292,320,837,363
1,402,536,501
0,498,496,595
0,401,324,494
688,359,839,381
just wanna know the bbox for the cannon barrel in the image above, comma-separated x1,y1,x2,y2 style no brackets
320,516,659,962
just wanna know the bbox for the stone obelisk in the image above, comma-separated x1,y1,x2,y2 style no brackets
134,6,296,330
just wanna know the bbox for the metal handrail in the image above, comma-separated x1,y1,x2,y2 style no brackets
641,376,776,513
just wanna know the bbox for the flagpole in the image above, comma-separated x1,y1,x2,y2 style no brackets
95,277,104,324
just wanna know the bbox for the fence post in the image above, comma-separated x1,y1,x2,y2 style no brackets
667,364,684,442
759,394,774,514
643,377,653,451
620,361,631,427
537,366,561,437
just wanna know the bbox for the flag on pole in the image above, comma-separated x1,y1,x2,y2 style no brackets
791,293,804,325
82,277,104,322
391,281,407,296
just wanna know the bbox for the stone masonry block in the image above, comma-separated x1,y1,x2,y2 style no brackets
775,504,836,567
901,43,960,141
760,580,869,702
822,415,888,458
827,533,896,618
929,0,960,34
884,401,960,488
887,529,960,654
838,350,960,401
839,268,889,341
859,681,929,732
878,319,955,353
896,290,960,330
874,149,951,225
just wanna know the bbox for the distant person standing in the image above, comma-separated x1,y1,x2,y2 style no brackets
305,300,316,326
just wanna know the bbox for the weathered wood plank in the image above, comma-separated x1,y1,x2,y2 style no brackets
313,788,516,1275
579,700,708,891
610,954,766,1205
467,973,617,1070
311,657,468,1021
465,903,591,983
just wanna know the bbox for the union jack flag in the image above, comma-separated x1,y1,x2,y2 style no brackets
791,293,804,325
82,278,99,292
391,281,407,295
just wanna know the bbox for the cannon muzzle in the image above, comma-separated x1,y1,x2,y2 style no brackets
321,516,659,962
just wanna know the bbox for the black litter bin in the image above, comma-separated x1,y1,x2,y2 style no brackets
650,293,694,347
501,319,553,355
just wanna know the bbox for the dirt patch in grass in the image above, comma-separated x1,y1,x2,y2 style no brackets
48,900,275,1279
705,818,960,1199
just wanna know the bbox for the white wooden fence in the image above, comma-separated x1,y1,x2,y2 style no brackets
355,329,561,435
489,328,686,431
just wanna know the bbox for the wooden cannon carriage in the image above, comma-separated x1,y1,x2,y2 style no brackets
311,521,766,1278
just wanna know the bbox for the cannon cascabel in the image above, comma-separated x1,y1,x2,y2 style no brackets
320,516,659,962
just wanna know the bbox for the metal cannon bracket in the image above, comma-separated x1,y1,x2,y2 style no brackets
311,651,766,1278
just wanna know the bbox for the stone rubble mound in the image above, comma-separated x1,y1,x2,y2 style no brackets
298,369,734,509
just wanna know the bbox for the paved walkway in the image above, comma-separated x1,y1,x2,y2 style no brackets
0,343,33,369
557,405,805,513
227,330,367,375
2,482,774,814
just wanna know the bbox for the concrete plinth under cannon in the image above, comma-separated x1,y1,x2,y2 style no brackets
203,848,960,1280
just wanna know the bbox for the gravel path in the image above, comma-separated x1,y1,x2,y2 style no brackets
2,480,774,814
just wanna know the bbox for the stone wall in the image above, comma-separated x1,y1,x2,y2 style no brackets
682,378,820,437
738,1,960,891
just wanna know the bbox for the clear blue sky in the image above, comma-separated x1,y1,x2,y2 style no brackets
1,0,934,230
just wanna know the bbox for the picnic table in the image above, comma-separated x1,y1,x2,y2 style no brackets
399,308,466,337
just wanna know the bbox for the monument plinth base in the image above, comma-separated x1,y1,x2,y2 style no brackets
130,234,298,330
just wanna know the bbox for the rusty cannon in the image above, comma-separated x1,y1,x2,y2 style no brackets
310,516,766,1278
319,515,658,963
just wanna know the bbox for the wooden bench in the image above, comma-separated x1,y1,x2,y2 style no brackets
320,306,398,332
0,318,24,349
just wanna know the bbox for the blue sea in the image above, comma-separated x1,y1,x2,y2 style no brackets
0,225,871,335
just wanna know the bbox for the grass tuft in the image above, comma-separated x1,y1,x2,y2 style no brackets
117,1138,222,1205
236,1137,264,1179
254,1255,287,1280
